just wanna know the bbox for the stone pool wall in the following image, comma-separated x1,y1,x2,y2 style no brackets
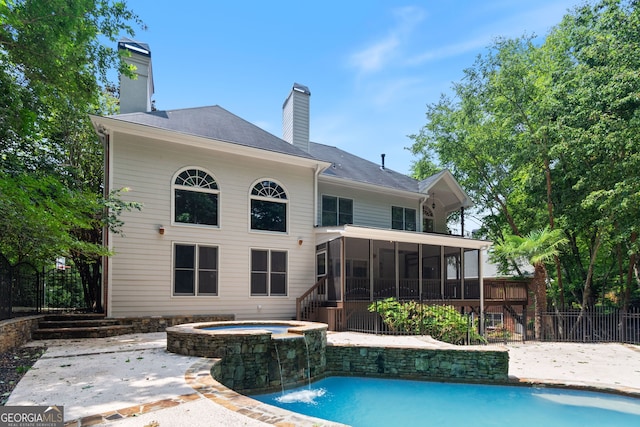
167,323,327,394
326,345,509,382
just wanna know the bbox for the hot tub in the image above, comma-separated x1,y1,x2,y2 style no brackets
166,320,328,393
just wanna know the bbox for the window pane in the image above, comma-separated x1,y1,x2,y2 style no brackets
198,271,217,295
252,250,268,271
270,273,286,295
321,196,337,226
251,273,267,295
175,189,218,225
175,245,195,268
405,208,417,231
174,270,194,294
251,199,286,232
391,206,403,230
199,246,218,269
338,198,353,225
316,252,326,276
322,211,336,227
271,251,287,273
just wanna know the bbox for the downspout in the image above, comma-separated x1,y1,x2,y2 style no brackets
314,164,322,227
97,125,111,317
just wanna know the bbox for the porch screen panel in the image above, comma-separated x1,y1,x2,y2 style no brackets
464,249,480,299
327,238,342,301
373,240,395,298
398,242,419,299
444,246,461,299
345,238,370,301
421,244,441,299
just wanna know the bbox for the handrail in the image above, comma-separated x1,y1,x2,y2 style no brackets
296,276,327,321
297,276,327,302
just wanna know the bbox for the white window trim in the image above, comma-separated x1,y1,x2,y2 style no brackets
248,178,289,234
321,194,354,226
392,206,417,231
249,247,289,297
171,166,221,229
171,242,220,297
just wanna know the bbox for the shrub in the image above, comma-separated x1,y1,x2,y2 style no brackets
368,298,486,345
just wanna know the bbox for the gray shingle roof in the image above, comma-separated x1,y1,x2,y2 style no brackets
108,105,436,193
310,142,420,193
109,106,316,160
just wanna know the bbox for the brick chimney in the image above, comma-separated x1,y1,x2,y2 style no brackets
282,83,310,152
118,38,154,114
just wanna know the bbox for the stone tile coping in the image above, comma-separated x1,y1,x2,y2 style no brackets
63,358,345,427
61,355,640,426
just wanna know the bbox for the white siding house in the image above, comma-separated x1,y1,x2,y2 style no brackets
91,39,492,320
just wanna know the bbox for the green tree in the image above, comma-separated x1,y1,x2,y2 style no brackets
491,228,567,339
0,0,143,311
409,0,640,316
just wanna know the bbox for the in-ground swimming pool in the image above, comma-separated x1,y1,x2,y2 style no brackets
252,376,640,427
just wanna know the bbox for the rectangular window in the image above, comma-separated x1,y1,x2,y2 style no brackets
392,206,416,231
251,199,287,232
322,195,353,226
173,244,218,296
175,189,218,226
251,249,287,296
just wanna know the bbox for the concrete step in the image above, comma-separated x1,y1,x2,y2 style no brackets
32,324,135,340
38,319,121,329
42,313,106,322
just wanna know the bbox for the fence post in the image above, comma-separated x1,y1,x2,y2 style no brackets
522,307,527,343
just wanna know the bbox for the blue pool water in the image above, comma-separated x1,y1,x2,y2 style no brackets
252,376,640,427
203,324,291,334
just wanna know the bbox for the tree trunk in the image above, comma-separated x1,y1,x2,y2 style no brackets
532,262,548,340
623,232,637,312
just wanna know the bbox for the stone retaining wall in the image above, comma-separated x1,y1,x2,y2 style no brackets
0,316,43,352
119,314,234,333
326,345,509,382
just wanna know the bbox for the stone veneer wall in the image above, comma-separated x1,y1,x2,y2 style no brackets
168,327,327,394
0,316,43,352
326,345,509,382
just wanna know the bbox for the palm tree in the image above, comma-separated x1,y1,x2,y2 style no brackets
492,227,567,340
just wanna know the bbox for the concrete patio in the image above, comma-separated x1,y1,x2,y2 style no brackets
6,332,640,426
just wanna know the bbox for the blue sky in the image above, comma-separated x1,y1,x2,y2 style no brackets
124,0,580,175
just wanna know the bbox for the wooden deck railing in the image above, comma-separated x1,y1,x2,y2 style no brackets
484,279,529,303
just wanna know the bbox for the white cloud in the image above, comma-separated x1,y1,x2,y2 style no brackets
406,37,491,66
348,6,426,74
370,77,425,107
349,36,400,73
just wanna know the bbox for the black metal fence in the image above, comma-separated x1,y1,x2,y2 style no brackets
338,298,640,346
0,255,88,320
541,308,640,344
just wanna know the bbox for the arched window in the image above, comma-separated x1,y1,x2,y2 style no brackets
173,168,219,226
250,179,288,232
